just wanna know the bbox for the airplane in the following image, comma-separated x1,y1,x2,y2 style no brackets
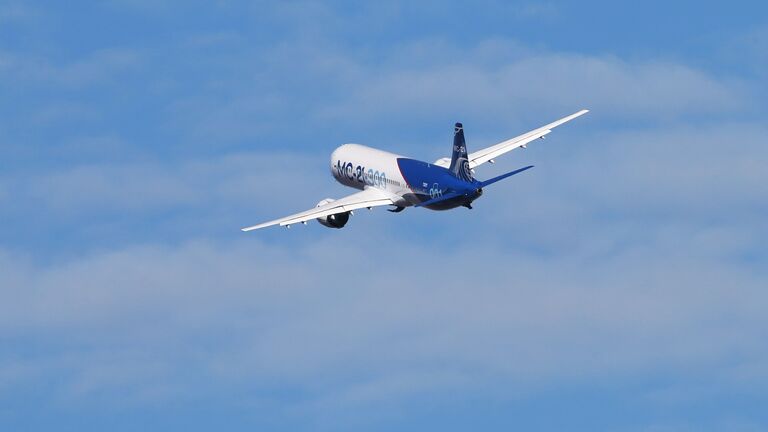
241,109,589,231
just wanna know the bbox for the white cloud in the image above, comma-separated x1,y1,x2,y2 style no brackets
475,121,768,229
153,33,746,144
318,50,746,124
0,48,141,89
2,120,760,412
2,151,326,220
0,225,766,409
1,16,766,427
140,35,750,153
0,7,766,432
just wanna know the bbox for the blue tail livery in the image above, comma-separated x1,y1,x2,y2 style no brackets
449,122,474,182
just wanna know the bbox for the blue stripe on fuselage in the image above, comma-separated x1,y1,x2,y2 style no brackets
396,158,479,209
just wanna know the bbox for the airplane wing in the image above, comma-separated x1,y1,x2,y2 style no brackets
434,109,589,169
241,187,396,231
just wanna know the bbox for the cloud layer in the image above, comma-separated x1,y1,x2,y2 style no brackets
2,2,767,431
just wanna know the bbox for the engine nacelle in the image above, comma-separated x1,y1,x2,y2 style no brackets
315,198,350,229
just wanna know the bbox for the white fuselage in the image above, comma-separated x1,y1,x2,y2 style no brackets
330,144,411,206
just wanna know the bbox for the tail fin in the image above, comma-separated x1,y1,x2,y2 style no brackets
449,122,474,181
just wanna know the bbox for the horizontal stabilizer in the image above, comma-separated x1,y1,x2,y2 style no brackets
479,165,534,188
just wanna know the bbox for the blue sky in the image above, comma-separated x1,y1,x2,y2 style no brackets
1,1,767,431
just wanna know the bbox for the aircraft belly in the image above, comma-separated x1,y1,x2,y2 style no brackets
403,192,465,210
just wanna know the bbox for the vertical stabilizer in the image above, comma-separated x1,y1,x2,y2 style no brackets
449,122,474,181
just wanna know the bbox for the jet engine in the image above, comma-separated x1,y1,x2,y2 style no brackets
315,198,350,229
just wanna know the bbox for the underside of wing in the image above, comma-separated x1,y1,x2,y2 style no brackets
434,109,589,169
241,187,396,232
